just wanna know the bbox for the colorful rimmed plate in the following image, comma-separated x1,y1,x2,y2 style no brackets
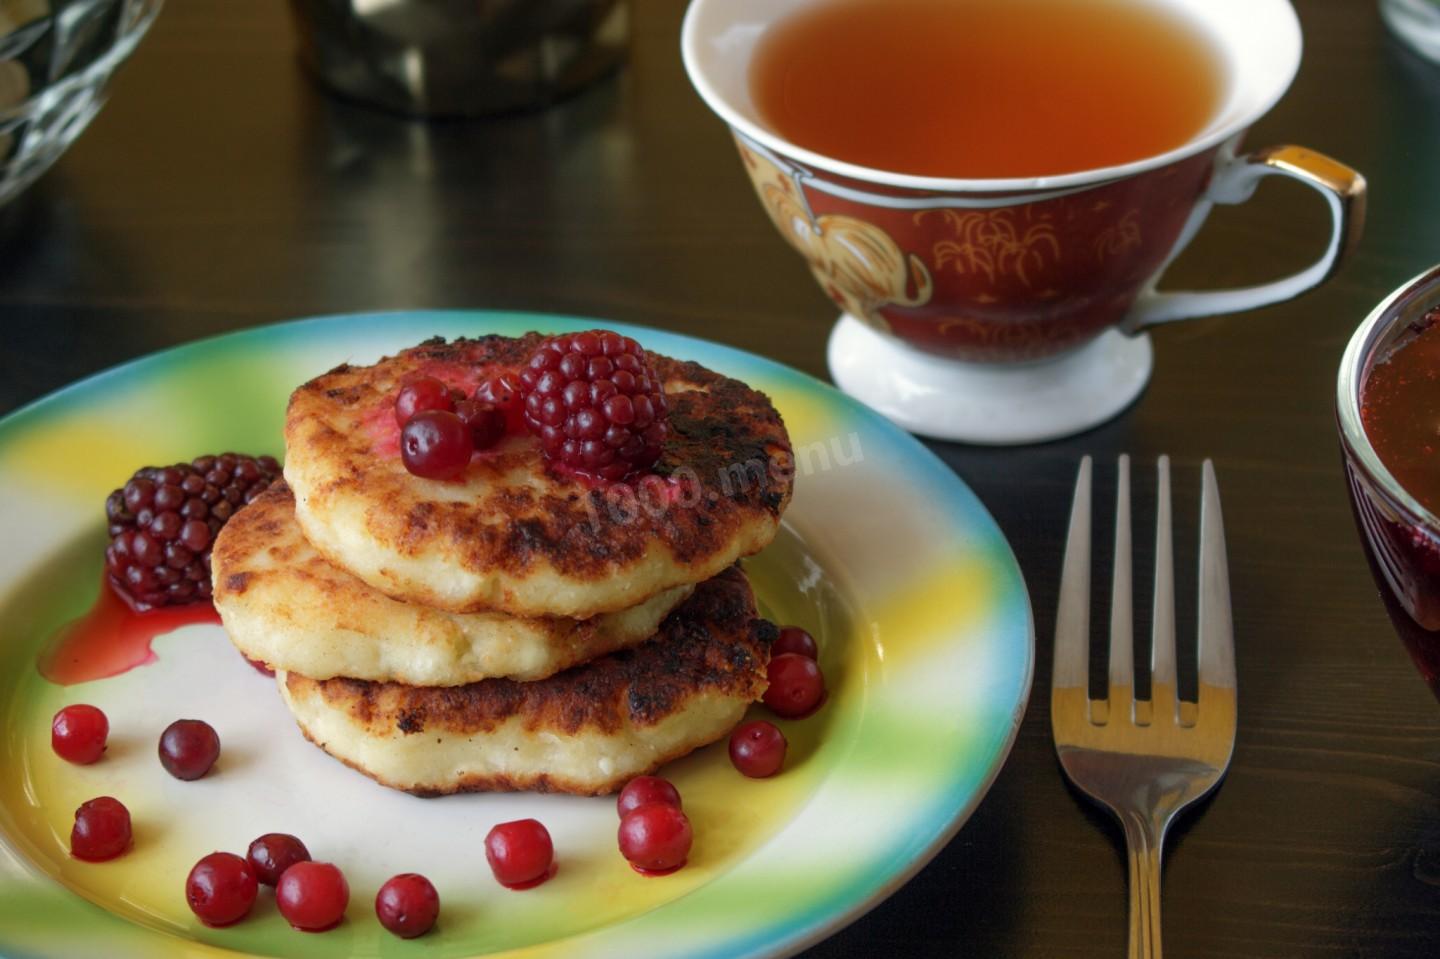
0,312,1033,959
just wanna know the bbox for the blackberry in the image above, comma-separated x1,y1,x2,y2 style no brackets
517,330,669,481
104,453,280,610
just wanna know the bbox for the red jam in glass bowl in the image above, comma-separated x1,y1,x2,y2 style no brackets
1360,312,1440,516
1339,266,1440,701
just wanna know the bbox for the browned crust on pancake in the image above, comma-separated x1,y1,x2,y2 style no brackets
211,481,694,684
287,718,728,798
283,334,793,615
285,566,774,740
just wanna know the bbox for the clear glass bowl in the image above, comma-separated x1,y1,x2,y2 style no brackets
1381,0,1440,63
0,0,163,207
1337,263,1440,702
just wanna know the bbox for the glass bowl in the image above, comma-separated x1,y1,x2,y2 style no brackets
1337,262,1440,701
0,0,163,207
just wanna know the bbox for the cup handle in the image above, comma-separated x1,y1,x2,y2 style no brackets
1122,145,1367,332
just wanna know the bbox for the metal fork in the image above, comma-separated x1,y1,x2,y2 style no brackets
1051,455,1237,959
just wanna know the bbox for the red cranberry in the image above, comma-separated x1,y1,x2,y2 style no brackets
276,861,350,932
105,455,280,609
616,775,682,819
772,626,819,660
70,796,132,862
485,819,554,889
246,833,311,886
454,399,507,451
518,331,669,481
51,704,108,764
375,873,440,939
617,804,692,875
476,373,521,410
729,720,787,778
185,852,258,927
158,719,220,780
394,376,455,427
763,653,826,718
400,410,473,479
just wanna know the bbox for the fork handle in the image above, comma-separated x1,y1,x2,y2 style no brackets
1121,811,1167,959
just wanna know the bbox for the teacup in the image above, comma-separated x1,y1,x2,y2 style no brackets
682,0,1366,443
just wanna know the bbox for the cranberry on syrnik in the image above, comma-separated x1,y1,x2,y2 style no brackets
729,720,787,778
485,819,555,889
276,861,350,932
454,399,506,451
616,775,682,819
375,873,440,939
763,653,826,718
51,704,109,764
247,832,311,886
518,330,669,481
393,376,456,427
617,803,693,876
185,852,258,927
476,373,522,414
400,409,473,480
104,454,280,610
158,719,221,780
70,796,132,862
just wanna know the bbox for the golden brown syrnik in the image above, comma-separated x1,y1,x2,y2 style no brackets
277,567,775,796
212,331,793,797
283,334,793,619
211,483,693,686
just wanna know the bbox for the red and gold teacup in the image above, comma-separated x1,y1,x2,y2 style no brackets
682,0,1365,443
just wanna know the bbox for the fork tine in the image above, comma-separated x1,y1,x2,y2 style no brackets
1198,459,1237,693
1053,456,1091,693
1151,456,1177,693
1108,456,1134,712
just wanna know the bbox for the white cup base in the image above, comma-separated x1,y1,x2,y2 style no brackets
826,314,1153,445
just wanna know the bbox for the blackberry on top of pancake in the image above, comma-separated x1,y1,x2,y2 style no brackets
284,333,793,619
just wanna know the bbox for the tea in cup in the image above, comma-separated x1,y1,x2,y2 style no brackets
683,0,1366,443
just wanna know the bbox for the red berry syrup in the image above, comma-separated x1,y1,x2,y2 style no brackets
37,575,219,686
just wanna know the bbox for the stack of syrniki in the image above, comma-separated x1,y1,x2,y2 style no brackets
211,333,792,796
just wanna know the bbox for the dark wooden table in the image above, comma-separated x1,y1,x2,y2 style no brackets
3,1,1439,956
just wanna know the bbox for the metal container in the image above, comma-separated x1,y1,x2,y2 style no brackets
288,0,629,118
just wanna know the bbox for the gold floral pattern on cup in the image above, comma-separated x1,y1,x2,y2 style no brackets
741,142,933,332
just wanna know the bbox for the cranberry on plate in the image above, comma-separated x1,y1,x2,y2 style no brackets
763,653,826,718
729,720,787,778
51,704,109,765
618,803,693,876
276,861,350,932
485,818,555,889
616,775,682,819
772,626,819,660
185,852,258,927
246,832,311,886
375,873,440,939
70,796,132,862
158,719,220,780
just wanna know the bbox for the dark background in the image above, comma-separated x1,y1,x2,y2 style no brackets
2,1,1439,955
